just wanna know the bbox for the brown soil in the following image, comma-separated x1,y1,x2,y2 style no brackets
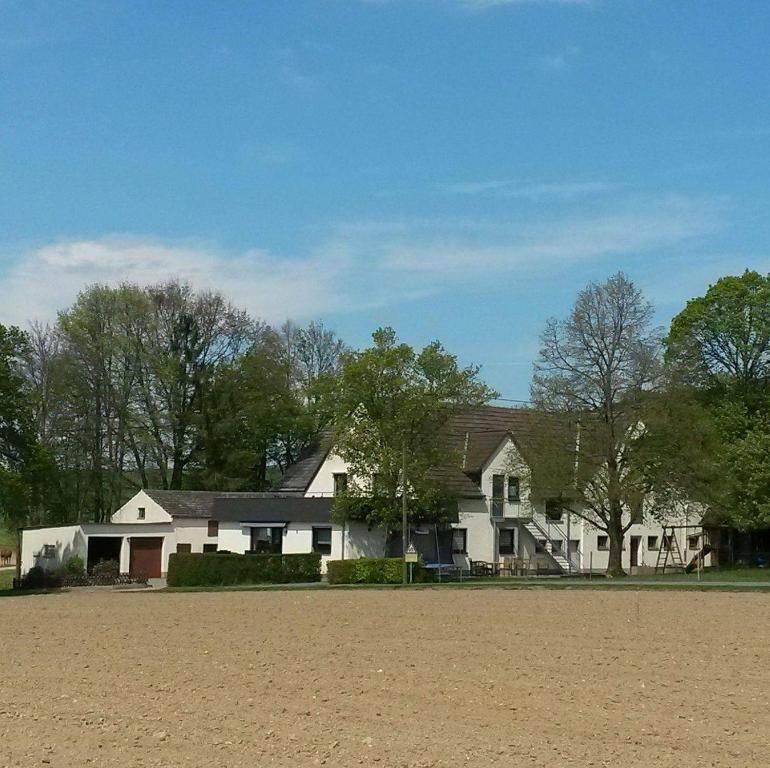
1,588,769,767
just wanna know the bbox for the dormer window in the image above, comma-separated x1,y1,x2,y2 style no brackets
137,507,146,520
507,477,520,503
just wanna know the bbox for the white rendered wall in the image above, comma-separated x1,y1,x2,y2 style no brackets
218,520,385,571
305,452,348,496
455,499,493,567
112,490,173,524
344,522,387,559
20,526,87,574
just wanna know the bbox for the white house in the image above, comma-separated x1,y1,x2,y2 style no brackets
19,406,707,579
19,489,382,578
279,405,708,575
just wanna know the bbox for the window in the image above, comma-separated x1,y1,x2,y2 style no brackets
569,539,580,556
535,538,546,555
42,544,56,559
688,535,700,550
250,526,283,554
545,500,563,522
551,538,564,554
499,529,515,555
137,507,145,520
662,534,673,551
491,474,505,517
333,473,348,496
452,528,467,555
176,543,192,554
597,535,609,551
207,520,219,537
507,477,520,503
312,527,332,555
202,543,218,553
647,536,659,551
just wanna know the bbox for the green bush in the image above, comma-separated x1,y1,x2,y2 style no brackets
63,555,85,576
326,557,429,584
166,552,322,587
19,566,63,590
91,559,120,577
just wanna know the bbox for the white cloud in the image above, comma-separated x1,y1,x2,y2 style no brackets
0,195,722,328
439,178,617,199
333,195,722,277
439,179,518,195
0,237,351,327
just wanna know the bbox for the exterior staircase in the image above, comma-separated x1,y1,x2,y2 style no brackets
522,518,579,574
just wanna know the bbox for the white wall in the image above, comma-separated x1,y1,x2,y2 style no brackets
112,490,172,524
577,516,708,573
171,518,217,553
219,520,385,573
480,437,533,519
344,522,387,559
21,526,87,574
305,452,348,496
455,499,492,568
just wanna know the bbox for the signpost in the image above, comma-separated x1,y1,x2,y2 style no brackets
405,543,418,583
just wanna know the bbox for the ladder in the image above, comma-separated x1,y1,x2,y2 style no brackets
655,525,686,574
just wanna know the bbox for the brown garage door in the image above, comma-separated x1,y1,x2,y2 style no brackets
129,537,163,578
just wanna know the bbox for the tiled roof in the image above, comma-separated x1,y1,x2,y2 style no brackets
212,495,333,523
444,406,578,473
143,490,285,519
278,430,334,493
143,490,222,518
276,405,577,499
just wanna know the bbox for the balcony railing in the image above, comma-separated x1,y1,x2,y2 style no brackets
488,498,531,520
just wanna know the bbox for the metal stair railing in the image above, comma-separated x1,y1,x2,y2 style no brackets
542,517,583,574
523,516,580,574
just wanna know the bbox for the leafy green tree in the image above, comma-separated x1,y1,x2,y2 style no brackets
194,328,303,490
331,328,496,545
666,271,770,529
667,270,770,395
0,324,53,529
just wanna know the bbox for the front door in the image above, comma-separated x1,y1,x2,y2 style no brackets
630,536,641,568
129,537,163,578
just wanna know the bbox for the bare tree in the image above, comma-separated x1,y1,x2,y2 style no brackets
531,272,662,576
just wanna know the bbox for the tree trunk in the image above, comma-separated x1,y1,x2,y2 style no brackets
606,504,626,577
170,453,184,490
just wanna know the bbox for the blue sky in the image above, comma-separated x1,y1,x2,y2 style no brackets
1,0,769,399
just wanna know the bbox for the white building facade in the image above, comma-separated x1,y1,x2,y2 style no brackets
19,406,706,579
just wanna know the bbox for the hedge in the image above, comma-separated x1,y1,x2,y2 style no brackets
326,557,430,585
166,552,322,587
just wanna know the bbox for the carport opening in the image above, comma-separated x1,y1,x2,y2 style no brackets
87,537,122,572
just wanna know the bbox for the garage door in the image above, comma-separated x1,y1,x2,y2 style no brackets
129,537,163,578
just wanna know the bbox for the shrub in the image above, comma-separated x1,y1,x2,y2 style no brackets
166,552,322,588
19,566,63,590
326,557,429,584
91,559,120,577
63,555,85,576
